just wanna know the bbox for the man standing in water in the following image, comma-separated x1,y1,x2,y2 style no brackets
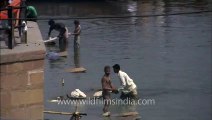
48,19,69,52
112,64,138,99
71,20,81,48
101,66,118,116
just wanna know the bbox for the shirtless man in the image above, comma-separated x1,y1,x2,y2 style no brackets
48,19,68,51
101,66,118,116
72,20,81,48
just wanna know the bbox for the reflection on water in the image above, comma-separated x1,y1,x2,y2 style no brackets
74,45,80,68
30,0,212,120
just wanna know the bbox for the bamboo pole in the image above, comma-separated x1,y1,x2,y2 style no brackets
43,110,73,115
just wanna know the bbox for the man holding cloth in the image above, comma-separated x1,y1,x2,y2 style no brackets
112,64,138,99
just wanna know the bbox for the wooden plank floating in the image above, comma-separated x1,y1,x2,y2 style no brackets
112,112,139,117
65,67,86,73
44,110,73,115
48,99,59,103
44,111,138,117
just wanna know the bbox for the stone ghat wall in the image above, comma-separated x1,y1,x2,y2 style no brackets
0,21,46,120
0,60,44,119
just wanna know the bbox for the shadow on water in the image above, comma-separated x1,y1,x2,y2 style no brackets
74,45,81,68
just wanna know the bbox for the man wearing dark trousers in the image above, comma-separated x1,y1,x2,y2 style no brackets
48,19,69,52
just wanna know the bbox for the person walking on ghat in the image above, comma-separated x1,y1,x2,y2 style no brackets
72,20,81,48
112,64,138,99
101,66,118,117
48,19,69,51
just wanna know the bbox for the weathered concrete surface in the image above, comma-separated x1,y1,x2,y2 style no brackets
0,22,46,64
0,21,46,120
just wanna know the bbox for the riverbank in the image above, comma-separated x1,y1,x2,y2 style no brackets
0,21,45,120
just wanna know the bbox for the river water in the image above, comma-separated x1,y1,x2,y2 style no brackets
29,0,212,120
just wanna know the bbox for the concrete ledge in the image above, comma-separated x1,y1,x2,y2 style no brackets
0,21,45,119
0,21,46,64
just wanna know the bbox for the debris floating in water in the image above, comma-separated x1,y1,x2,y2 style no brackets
65,67,86,73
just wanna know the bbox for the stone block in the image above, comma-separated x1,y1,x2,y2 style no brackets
0,72,28,90
30,72,43,83
0,108,11,119
0,64,7,74
33,60,44,70
22,61,34,71
6,62,24,73
0,91,11,109
9,104,43,120
0,59,44,75
10,107,28,120
27,69,44,89
28,105,44,120
17,51,46,63
25,89,43,105
11,89,43,107
22,60,44,71
10,90,27,107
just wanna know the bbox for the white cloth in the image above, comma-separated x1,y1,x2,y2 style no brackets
71,89,86,98
118,70,137,92
93,91,102,98
22,21,28,32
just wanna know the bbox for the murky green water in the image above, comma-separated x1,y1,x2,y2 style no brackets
30,0,211,120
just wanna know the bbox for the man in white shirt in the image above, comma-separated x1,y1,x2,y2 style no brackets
112,64,138,99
